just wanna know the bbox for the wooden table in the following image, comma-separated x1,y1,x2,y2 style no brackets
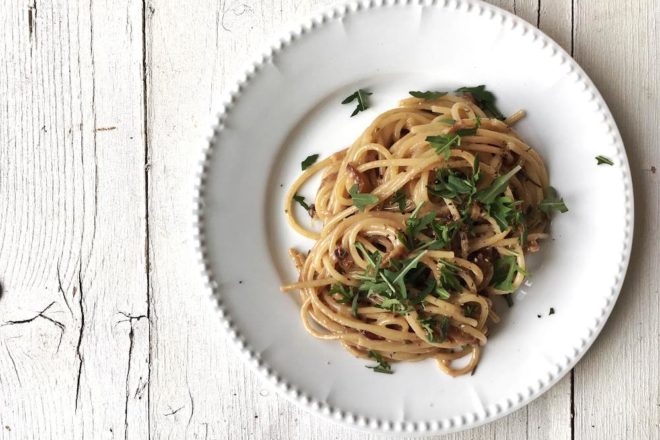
0,1,657,438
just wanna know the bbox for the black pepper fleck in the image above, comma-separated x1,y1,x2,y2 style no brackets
537,314,542,318
239,280,243,284
549,307,555,315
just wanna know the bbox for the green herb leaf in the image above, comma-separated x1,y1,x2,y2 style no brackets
463,304,478,318
491,256,522,293
539,186,568,214
439,260,462,293
366,350,393,374
595,155,614,166
435,286,451,299
391,190,407,213
487,196,523,230
301,154,319,171
391,251,428,288
419,316,450,343
426,134,460,159
329,284,365,318
456,128,477,136
400,203,436,250
349,184,379,211
355,242,382,276
342,89,372,117
475,165,522,205
428,169,476,200
409,90,447,100
455,85,505,120
293,194,311,211
437,118,456,125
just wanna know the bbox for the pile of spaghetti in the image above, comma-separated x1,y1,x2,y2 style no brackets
283,88,560,376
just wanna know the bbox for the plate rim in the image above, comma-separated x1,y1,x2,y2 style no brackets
193,0,635,435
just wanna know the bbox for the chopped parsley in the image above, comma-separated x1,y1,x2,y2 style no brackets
409,90,447,100
595,155,614,166
539,187,568,214
348,184,379,211
366,350,393,374
342,89,372,117
437,118,456,125
455,85,505,120
293,194,311,211
301,154,319,170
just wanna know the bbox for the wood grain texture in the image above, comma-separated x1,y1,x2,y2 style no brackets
0,0,656,438
0,0,148,438
573,1,660,439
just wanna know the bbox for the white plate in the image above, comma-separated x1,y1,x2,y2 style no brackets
195,0,634,435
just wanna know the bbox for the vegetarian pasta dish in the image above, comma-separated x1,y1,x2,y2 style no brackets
282,86,567,376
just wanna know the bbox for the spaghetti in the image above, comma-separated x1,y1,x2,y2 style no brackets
282,89,556,376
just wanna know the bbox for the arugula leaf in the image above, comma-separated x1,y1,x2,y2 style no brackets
463,304,478,318
366,350,393,374
430,221,459,249
391,190,407,213
428,169,476,200
426,134,460,159
595,155,614,166
491,255,523,292
409,90,447,100
329,284,362,317
539,186,568,214
475,165,522,204
391,251,428,289
293,194,311,210
412,278,437,305
419,316,450,342
349,184,379,211
439,261,462,292
301,154,319,171
435,286,451,299
455,85,505,120
419,316,435,341
456,128,477,136
355,242,382,276
342,89,372,117
399,203,436,250
473,156,481,182
487,196,523,230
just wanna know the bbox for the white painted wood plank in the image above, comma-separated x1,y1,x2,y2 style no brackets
148,0,571,439
573,1,660,439
0,0,148,438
